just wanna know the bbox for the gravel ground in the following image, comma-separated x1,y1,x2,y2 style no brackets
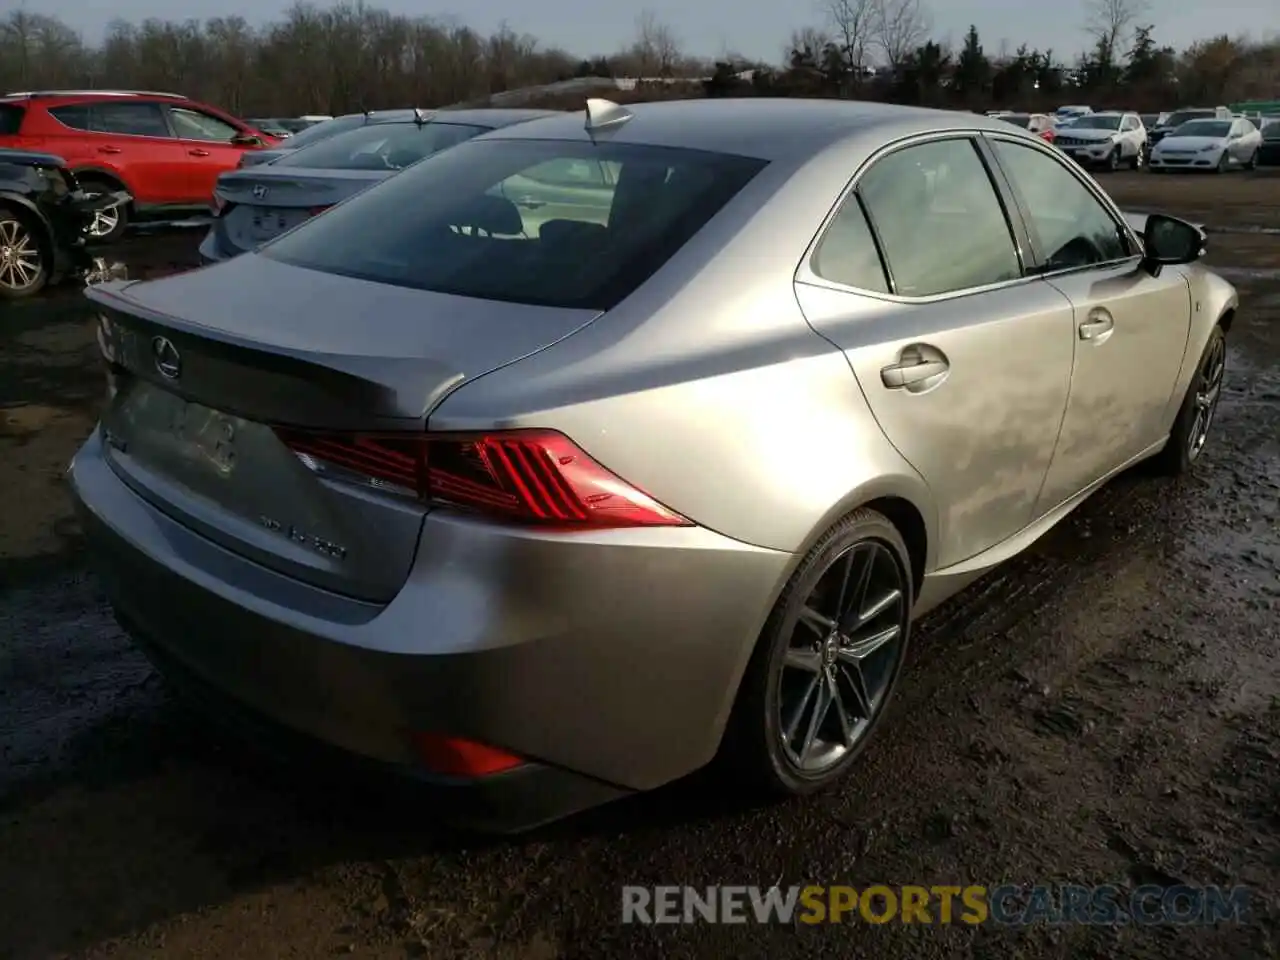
1,172,1278,960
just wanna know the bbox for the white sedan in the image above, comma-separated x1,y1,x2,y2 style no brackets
1149,117,1263,172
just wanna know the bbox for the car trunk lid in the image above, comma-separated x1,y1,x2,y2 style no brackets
87,253,601,602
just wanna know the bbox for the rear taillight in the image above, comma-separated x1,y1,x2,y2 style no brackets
273,428,691,528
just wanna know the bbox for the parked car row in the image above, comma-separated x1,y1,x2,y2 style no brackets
991,103,1275,173
66,97,1237,831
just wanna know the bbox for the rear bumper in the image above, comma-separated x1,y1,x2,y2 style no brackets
69,429,790,824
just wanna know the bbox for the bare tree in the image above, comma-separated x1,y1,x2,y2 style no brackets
1085,0,1150,62
870,0,930,71
631,10,682,77
826,0,876,78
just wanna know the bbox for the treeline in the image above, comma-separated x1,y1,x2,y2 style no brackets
0,1,1277,117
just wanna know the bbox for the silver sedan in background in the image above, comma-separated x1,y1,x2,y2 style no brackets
72,98,1235,831
200,108,554,262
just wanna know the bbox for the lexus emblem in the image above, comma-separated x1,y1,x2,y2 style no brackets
251,184,268,200
151,336,181,380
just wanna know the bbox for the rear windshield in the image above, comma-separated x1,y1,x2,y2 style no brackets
263,139,767,310
1065,115,1121,130
1262,119,1280,139
280,114,367,148
1001,115,1032,128
1174,120,1230,138
273,121,488,170
0,104,24,135
1164,110,1213,127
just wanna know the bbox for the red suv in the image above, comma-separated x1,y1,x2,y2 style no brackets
0,90,280,241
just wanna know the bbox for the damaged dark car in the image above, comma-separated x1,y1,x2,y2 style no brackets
0,148,129,300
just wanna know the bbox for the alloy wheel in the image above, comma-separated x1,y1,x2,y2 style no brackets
776,540,907,774
87,204,120,240
0,216,43,293
1187,334,1225,461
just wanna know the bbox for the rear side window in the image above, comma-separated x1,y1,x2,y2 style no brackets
53,102,171,137
263,139,767,310
0,104,24,135
273,121,489,171
811,195,889,293
49,104,91,131
858,138,1020,297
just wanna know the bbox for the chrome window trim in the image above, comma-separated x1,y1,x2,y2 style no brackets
795,128,1033,303
47,100,175,140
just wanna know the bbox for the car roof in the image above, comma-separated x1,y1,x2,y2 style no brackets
352,107,557,129
472,97,1021,162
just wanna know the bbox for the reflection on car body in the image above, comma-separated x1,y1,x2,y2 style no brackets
71,99,1237,832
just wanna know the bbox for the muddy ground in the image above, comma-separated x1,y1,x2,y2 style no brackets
1,173,1278,960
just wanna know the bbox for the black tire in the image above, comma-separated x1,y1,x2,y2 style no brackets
1130,148,1142,171
1105,147,1121,172
0,207,50,300
1216,152,1230,174
1245,150,1259,171
722,508,914,798
75,176,130,243
1153,326,1226,475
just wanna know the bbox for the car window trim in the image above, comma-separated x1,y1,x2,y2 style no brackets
795,130,1035,305
980,131,1142,280
50,100,176,140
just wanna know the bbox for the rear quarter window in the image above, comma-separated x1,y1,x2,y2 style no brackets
262,139,767,311
0,104,24,135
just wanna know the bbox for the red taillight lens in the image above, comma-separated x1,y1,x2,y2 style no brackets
1040,129,1055,142
409,733,524,777
273,427,692,529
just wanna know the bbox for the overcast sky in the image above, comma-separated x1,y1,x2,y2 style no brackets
31,0,1278,63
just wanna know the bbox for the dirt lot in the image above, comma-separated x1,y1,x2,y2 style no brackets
1,173,1278,960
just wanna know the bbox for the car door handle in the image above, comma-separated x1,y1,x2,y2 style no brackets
97,146,122,155
188,149,211,157
1079,312,1115,340
881,347,950,390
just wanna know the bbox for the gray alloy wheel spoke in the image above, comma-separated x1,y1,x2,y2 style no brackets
798,676,833,763
838,660,874,718
798,604,835,637
783,674,820,744
784,647,822,673
840,546,876,630
840,624,900,663
827,672,855,746
830,548,856,621
856,587,902,627
0,220,41,290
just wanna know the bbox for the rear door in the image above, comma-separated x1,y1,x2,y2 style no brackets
984,134,1191,514
164,104,250,203
496,157,616,235
48,101,187,203
794,134,1076,568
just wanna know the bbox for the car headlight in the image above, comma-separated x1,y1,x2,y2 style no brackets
1197,145,1219,153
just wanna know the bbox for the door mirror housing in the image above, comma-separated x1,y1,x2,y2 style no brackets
1141,214,1205,276
231,133,264,148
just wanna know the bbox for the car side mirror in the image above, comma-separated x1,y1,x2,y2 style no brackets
231,133,264,148
1142,214,1205,276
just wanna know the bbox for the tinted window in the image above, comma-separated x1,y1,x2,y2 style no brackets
49,104,90,130
1164,110,1213,127
857,138,1020,297
170,106,239,141
1002,114,1033,129
811,195,888,292
1263,120,1280,140
280,114,367,148
92,103,170,137
0,104,24,135
274,121,488,170
1066,115,1122,130
991,140,1130,269
1140,114,1159,128
263,139,766,310
1175,121,1230,138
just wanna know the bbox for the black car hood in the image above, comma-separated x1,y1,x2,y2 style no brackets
0,148,66,168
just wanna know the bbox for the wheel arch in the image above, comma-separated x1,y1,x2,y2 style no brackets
0,191,54,248
69,166,135,212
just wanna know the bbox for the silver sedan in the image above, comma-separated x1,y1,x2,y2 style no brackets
71,98,1236,831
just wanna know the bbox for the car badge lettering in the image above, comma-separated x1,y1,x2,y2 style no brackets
252,184,268,200
151,336,181,380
